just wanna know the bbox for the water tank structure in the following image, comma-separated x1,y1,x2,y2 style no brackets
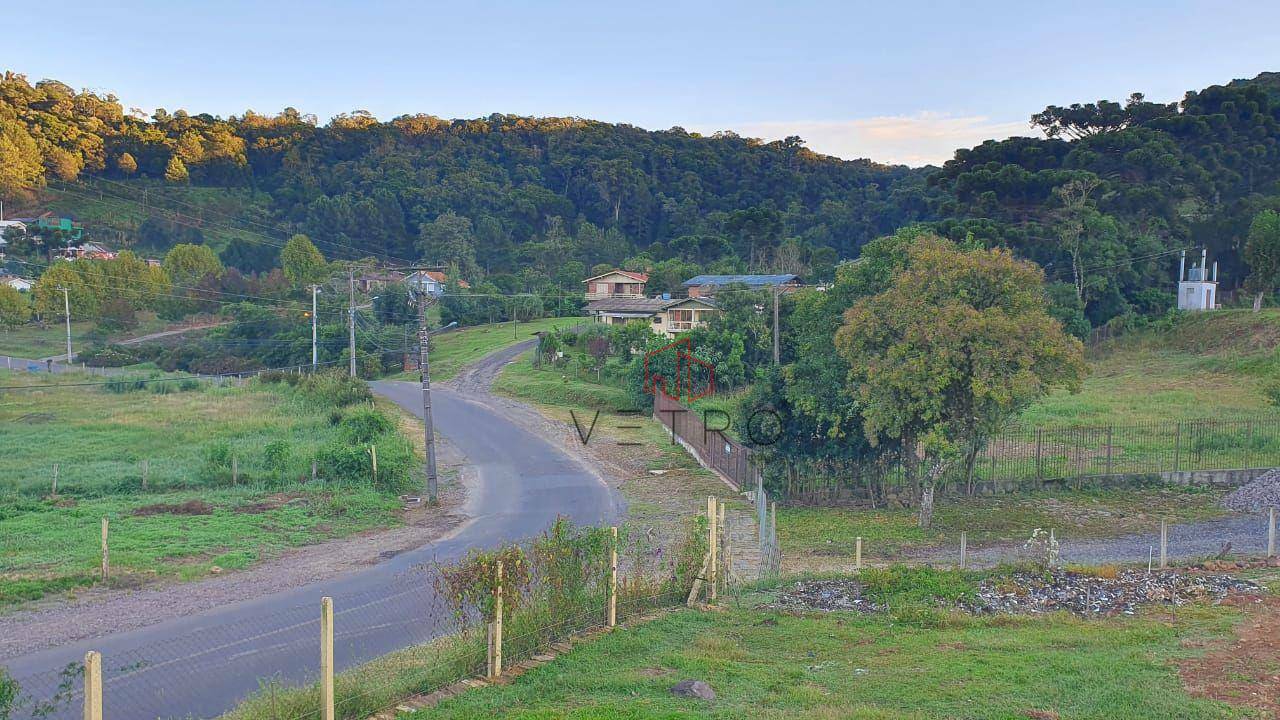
1177,249,1218,311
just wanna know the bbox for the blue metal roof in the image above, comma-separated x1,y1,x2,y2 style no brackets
681,274,798,287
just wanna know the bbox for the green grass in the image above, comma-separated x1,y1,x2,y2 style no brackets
0,313,178,361
415,318,582,382
419,597,1249,719
1025,309,1280,427
0,486,399,606
777,485,1230,559
493,349,637,412
0,370,411,606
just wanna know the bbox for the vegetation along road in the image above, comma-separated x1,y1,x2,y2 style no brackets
0,344,619,719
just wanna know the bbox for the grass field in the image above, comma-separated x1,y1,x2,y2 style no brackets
1025,309,1280,426
492,348,637,412
415,317,583,382
420,579,1250,719
777,485,1230,561
0,369,413,606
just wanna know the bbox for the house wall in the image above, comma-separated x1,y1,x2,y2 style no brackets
584,273,646,300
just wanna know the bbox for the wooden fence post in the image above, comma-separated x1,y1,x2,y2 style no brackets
706,497,718,602
855,536,862,570
320,597,334,720
141,459,149,490
493,561,504,678
52,463,59,497
608,526,618,628
100,517,109,581
370,444,378,484
232,456,239,485
1159,519,1168,569
959,531,968,570
83,650,102,720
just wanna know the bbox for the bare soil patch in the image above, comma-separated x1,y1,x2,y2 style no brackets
131,499,214,516
1180,594,1280,719
235,492,306,514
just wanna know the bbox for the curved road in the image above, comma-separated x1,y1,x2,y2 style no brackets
3,341,619,719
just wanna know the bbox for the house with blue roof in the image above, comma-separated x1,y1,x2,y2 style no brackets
681,273,800,299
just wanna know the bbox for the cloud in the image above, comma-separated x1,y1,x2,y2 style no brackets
690,112,1036,166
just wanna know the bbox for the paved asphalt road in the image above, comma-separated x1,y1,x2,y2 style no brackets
2,344,620,719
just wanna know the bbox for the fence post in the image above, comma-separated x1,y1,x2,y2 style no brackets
141,459,149,490
232,455,239,485
493,561,504,678
707,497,718,601
320,597,334,720
1034,429,1043,481
83,650,102,720
1103,426,1112,476
959,531,967,570
52,463,59,497
1173,423,1181,473
855,536,863,570
717,502,727,590
608,526,618,627
1268,508,1276,559
100,517,109,581
1159,520,1168,569
370,444,378,484
769,501,777,571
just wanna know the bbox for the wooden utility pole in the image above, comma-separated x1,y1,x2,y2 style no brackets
100,517,109,581
418,296,440,504
348,271,357,378
310,284,321,369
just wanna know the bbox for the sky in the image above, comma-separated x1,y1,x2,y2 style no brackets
6,0,1280,166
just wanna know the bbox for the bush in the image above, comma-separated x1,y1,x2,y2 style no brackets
103,375,150,393
1264,380,1280,407
296,371,372,407
79,344,140,367
0,666,17,720
263,440,292,475
339,408,395,444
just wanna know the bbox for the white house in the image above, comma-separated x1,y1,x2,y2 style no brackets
0,274,33,292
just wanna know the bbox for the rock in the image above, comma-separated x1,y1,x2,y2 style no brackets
670,680,715,701
1222,469,1280,512
209,565,223,575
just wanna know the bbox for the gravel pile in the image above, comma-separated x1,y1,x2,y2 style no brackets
1222,468,1280,512
966,569,1262,617
768,579,884,612
766,571,1261,617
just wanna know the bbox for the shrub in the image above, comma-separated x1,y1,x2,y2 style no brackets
79,344,140,367
0,666,17,720
203,441,233,478
263,440,292,475
297,371,372,407
1264,380,1280,407
339,408,395,444
103,375,150,393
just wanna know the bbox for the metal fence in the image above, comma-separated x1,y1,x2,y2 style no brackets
783,416,1280,504
653,393,781,575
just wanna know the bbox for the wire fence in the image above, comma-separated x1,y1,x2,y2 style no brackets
1,516,728,720
782,416,1280,504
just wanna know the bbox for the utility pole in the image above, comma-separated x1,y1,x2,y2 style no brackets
772,286,780,365
60,286,72,363
347,270,357,378
310,284,320,369
418,295,439,505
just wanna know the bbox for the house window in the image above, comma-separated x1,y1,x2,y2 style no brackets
652,315,662,324
596,282,609,294
669,308,694,330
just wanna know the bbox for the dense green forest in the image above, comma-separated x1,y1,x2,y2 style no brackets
4,69,1280,328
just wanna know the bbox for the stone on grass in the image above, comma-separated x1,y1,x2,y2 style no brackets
670,679,715,701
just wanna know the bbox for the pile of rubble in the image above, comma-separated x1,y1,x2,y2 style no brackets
767,578,883,613
966,569,1262,617
765,571,1262,618
1222,468,1280,512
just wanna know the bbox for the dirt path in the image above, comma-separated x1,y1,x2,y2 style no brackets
1180,590,1280,718
0,424,472,661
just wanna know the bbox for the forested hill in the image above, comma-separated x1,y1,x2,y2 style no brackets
3,69,1280,329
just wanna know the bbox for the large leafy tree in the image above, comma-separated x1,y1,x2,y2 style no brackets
280,234,328,286
163,243,223,287
1245,209,1280,312
835,235,1086,527
0,285,30,330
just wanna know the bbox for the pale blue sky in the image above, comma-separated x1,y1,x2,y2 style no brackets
7,0,1280,164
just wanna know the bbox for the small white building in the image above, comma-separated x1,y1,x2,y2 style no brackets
0,274,33,292
1177,249,1218,311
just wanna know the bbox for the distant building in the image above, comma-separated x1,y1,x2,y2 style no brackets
357,269,406,293
1177,249,1218,311
682,273,800,298
0,220,27,249
584,296,719,338
583,270,648,300
405,269,469,297
0,274,32,292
